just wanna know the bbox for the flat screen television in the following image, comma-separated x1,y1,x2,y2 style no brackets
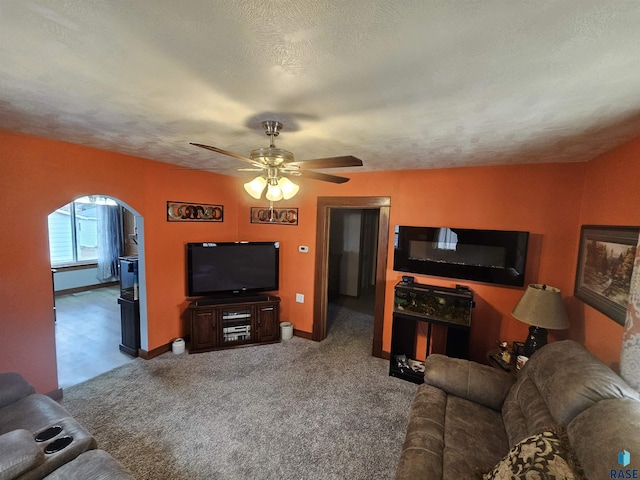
393,226,529,287
187,242,279,297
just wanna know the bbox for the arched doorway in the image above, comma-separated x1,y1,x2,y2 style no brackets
48,195,147,388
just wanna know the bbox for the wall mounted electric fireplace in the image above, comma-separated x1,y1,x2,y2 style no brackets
393,226,529,287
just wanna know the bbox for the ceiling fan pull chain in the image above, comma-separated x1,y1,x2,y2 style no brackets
268,201,275,222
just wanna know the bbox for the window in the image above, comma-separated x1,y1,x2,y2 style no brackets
48,196,116,265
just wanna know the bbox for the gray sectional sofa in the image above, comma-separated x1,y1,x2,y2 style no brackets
0,373,133,480
396,340,640,479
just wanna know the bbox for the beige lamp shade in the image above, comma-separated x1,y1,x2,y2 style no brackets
512,284,569,330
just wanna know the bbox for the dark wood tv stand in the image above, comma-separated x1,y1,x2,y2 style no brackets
188,295,280,353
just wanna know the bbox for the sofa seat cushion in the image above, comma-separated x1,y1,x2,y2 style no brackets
396,384,510,480
443,396,510,478
0,429,43,480
483,430,582,480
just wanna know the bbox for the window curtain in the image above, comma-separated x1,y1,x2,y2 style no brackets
620,235,640,392
437,227,458,251
96,204,123,282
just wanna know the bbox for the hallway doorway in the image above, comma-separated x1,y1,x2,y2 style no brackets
327,208,379,334
313,196,391,358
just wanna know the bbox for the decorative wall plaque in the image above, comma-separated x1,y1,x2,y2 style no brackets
167,201,224,222
250,207,298,225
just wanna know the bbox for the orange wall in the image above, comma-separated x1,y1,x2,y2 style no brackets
239,163,587,364
574,135,640,367
2,127,637,393
237,182,325,336
0,130,238,393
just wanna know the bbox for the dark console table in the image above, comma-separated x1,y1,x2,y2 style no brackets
117,297,140,357
389,280,474,384
188,296,281,353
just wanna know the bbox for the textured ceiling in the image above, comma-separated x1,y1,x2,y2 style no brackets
2,1,640,176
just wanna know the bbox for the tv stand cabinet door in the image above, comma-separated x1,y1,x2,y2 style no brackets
190,308,219,352
255,301,280,342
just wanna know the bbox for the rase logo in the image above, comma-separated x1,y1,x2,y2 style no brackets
611,450,638,479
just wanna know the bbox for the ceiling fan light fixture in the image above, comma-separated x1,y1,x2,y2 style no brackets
278,177,299,200
192,120,362,201
266,183,283,202
244,176,267,199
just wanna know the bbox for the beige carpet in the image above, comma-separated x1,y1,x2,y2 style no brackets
61,302,418,479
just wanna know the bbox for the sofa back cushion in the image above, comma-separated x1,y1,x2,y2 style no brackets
502,340,638,446
0,373,35,410
527,340,638,425
424,354,515,411
502,376,555,446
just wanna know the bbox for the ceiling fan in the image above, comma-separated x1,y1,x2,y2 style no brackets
190,120,363,202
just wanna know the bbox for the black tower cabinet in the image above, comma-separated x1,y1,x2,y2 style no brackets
117,297,140,356
389,280,474,384
118,256,140,357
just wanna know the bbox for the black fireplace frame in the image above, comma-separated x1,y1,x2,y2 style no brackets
393,226,529,287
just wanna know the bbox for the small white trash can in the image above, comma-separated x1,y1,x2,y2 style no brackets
172,338,185,354
280,322,293,340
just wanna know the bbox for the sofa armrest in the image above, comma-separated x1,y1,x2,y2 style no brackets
424,354,516,411
43,450,134,480
0,429,44,480
0,373,35,409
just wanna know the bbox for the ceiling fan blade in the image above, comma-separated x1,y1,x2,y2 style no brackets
190,143,264,168
171,167,219,171
298,170,351,184
288,155,363,170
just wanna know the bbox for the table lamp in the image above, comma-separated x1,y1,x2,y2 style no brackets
512,284,569,357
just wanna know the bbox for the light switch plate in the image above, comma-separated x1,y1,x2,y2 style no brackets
296,293,304,303
298,245,309,253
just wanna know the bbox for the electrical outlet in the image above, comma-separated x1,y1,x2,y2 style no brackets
296,293,304,303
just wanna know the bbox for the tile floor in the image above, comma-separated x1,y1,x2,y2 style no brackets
55,286,135,389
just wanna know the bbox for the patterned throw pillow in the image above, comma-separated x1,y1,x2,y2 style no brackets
483,430,582,480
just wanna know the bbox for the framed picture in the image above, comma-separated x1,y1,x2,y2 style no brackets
575,225,639,325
